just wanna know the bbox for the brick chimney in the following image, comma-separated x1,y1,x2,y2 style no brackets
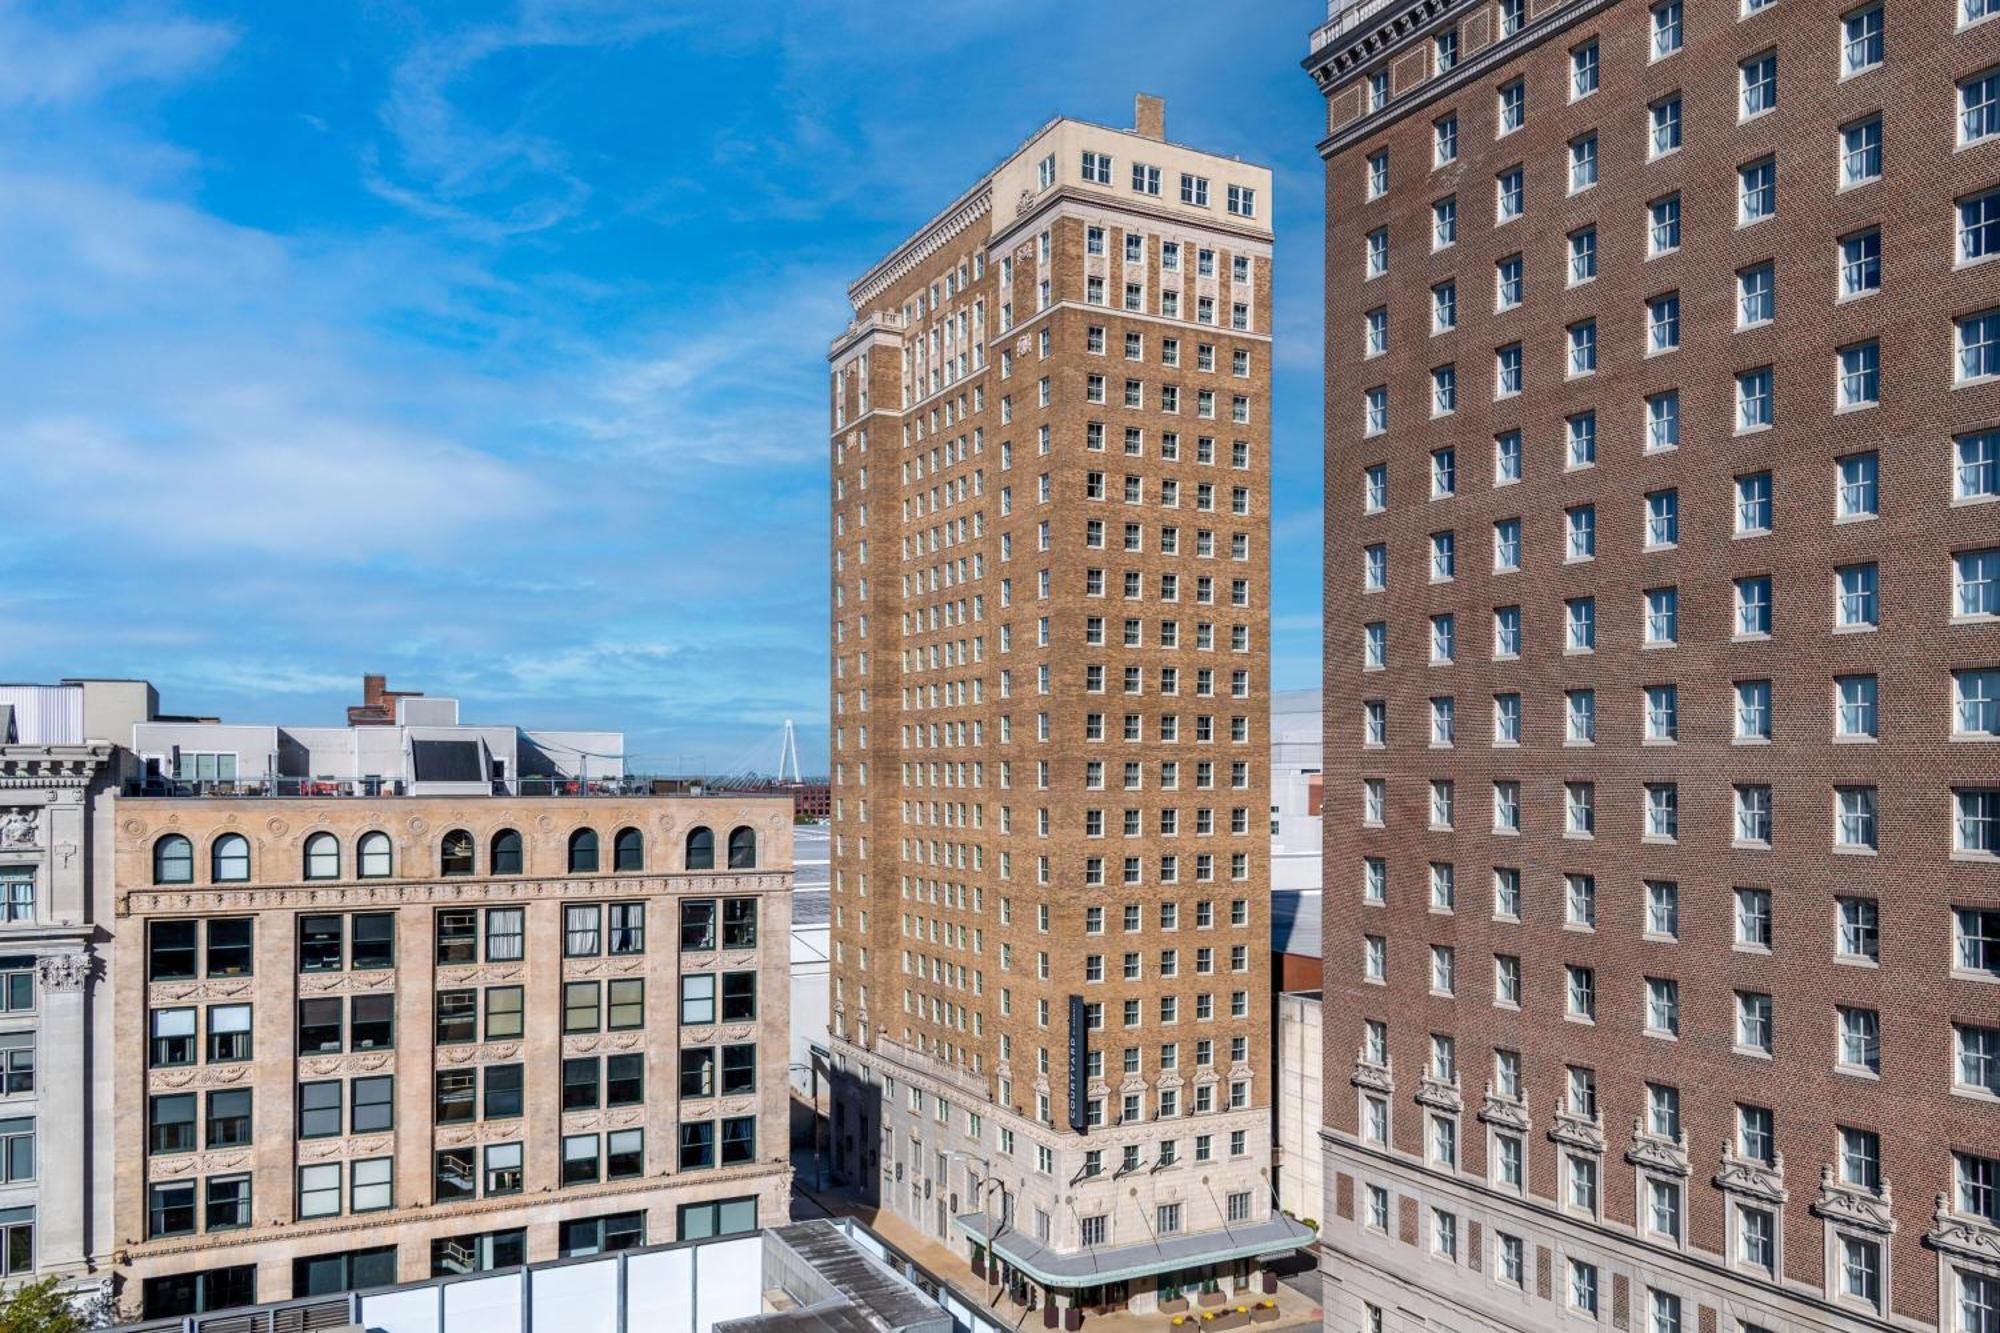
1135,93,1166,142
347,674,423,726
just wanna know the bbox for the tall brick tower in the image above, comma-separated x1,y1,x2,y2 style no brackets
826,97,1309,1319
1306,1,2000,1330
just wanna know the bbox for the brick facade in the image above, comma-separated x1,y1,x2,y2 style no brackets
1308,0,2000,1330
826,104,1303,1313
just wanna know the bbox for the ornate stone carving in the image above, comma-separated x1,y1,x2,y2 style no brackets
561,1032,644,1057
435,1119,524,1149
1625,1119,1689,1178
1929,1192,2000,1262
148,1149,252,1181
120,871,788,917
147,1064,252,1094
298,969,396,995
1414,1074,1461,1114
1478,1090,1530,1132
1351,1050,1394,1094
1714,1143,1788,1204
1811,1168,1895,1234
298,1052,394,1079
1549,1107,1606,1154
0,809,38,848
562,958,645,980
434,1041,521,1068
36,951,91,991
147,976,255,1005
298,1134,394,1162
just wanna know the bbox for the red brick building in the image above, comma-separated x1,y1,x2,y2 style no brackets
1306,0,2000,1330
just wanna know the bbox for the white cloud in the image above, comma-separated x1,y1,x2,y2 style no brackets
11,412,540,557
0,4,235,109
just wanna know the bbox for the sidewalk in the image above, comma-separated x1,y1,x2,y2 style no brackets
786,1147,1324,1333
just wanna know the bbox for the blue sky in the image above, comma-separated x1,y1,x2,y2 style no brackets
0,0,1326,774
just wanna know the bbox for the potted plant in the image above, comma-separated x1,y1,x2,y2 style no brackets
1251,1302,1280,1324
1197,1281,1226,1308
1160,1295,1190,1315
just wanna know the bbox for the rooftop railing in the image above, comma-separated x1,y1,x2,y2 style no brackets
1310,0,1400,52
123,775,709,800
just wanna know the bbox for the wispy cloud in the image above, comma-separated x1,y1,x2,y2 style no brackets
0,4,235,109
0,0,1331,762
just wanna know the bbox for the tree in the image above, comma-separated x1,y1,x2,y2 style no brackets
0,1278,87,1333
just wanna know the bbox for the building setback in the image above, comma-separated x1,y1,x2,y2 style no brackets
1306,1,2000,1331
826,97,1312,1318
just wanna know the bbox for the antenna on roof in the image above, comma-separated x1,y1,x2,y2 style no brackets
778,719,803,785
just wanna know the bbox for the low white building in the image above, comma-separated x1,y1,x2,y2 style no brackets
129,689,622,799
1275,990,1324,1224
1269,690,1321,895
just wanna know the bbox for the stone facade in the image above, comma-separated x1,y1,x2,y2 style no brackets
107,794,793,1321
827,98,1307,1318
1308,1,2000,1331
0,739,118,1305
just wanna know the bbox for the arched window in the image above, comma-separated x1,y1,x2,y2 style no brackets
490,829,522,876
211,834,250,883
685,827,715,871
440,829,475,877
303,832,340,881
154,835,194,885
358,831,393,879
568,829,600,874
613,827,643,872
727,826,757,870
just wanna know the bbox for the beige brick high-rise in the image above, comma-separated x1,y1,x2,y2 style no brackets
825,96,1311,1320
110,793,793,1320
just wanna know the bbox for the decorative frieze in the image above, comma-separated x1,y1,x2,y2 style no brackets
119,870,789,918
147,977,255,1006
560,1031,646,1058
147,1149,252,1181
434,1041,521,1068
146,1064,252,1095
297,1051,395,1079
297,969,396,995
297,1134,394,1163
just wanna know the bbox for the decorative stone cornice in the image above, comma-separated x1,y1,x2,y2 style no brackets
1351,1049,1393,1094
848,187,995,311
1625,1120,1689,1178
1812,1168,1896,1235
118,870,789,918
1414,1074,1461,1114
1478,1089,1529,1132
0,745,112,788
1714,1143,1788,1205
1304,0,1459,89
1307,0,1616,159
1549,1107,1605,1155
1928,1192,2000,1264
